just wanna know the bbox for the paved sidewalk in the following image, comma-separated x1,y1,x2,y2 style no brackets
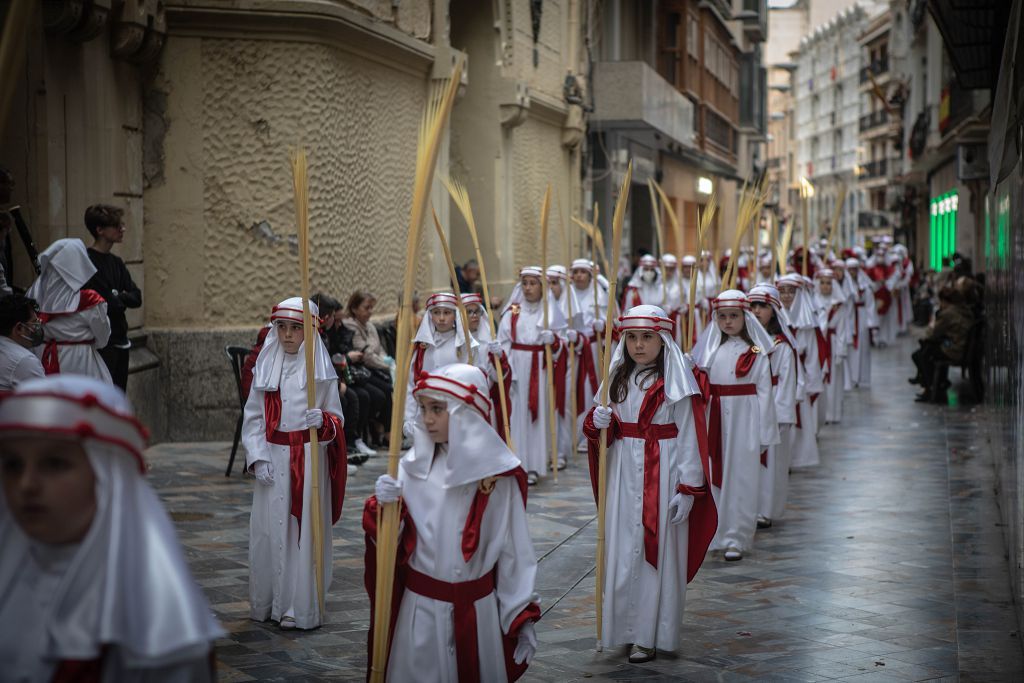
147,336,1024,681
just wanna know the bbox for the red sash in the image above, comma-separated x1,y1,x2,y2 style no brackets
815,328,831,384
38,289,107,375
509,307,558,423
263,391,347,539
411,343,427,383
575,333,599,409
695,375,757,488
488,351,513,443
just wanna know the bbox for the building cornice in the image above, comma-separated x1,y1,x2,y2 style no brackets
165,0,436,77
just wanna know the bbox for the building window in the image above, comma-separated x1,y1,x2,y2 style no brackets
688,15,699,58
930,191,959,270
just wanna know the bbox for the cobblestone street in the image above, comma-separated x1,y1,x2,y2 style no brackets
148,335,1024,681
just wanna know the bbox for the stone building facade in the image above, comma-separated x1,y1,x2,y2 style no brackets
2,0,587,440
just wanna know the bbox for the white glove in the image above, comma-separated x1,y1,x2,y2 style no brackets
513,621,537,665
592,405,613,429
566,329,579,344
487,340,503,357
667,492,694,524
303,408,323,429
375,474,403,504
254,460,274,486
592,319,605,333
538,329,555,345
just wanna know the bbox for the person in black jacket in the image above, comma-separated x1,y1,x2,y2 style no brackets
82,204,142,390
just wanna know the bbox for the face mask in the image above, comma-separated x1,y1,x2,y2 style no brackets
18,322,44,347
641,269,656,284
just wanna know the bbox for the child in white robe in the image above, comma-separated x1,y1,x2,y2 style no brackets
623,254,664,309
570,259,606,452
813,270,853,425
546,265,584,468
404,292,480,426
243,297,347,630
777,274,823,468
462,292,514,444
583,305,717,662
27,239,112,382
845,257,879,387
498,267,567,485
0,375,222,680
749,285,799,528
692,290,779,561
366,363,540,682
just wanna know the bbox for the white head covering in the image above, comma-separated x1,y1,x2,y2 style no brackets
627,254,662,290
547,265,585,329
251,297,337,392
681,255,697,267
661,254,678,268
814,268,847,307
413,291,477,355
460,292,491,343
596,305,700,404
748,284,798,350
691,289,775,369
403,363,521,488
500,267,569,329
26,239,98,314
0,376,223,665
774,274,817,330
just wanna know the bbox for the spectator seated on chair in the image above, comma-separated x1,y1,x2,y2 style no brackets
909,286,974,403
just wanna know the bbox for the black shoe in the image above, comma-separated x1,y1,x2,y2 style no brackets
914,392,933,403
908,376,921,385
348,454,369,466
756,516,772,529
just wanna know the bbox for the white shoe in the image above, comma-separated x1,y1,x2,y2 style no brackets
576,440,588,453
280,616,296,630
354,438,375,456
724,548,743,561
557,458,567,471
347,464,357,476
527,471,539,486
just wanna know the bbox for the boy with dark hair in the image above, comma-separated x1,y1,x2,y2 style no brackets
82,203,142,390
0,293,45,391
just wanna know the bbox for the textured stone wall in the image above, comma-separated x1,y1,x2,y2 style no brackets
148,37,432,328
510,116,572,269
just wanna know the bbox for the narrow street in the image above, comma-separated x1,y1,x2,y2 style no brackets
148,334,1024,681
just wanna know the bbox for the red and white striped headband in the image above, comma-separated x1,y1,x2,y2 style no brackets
271,304,319,328
0,391,149,470
460,293,484,307
639,255,658,267
617,313,674,333
413,372,492,421
815,269,835,279
711,293,750,310
748,291,781,308
426,292,459,310
519,266,543,278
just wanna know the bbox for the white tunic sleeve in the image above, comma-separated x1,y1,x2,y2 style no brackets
493,477,539,633
85,303,111,349
753,353,780,448
773,348,797,425
671,397,705,488
242,388,271,470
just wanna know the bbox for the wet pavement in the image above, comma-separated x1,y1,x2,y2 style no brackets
148,334,1024,681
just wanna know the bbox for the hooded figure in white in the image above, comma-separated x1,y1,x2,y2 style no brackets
367,363,540,683
0,375,223,681
582,305,717,660
462,292,514,443
27,238,112,382
678,255,708,346
894,244,914,335
844,257,879,387
624,254,665,309
569,259,608,449
691,290,779,559
405,292,482,424
776,274,823,467
813,270,853,425
243,297,346,630
498,267,568,483
748,285,800,525
546,265,585,465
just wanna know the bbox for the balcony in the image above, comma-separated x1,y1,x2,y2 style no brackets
736,0,768,43
704,106,737,159
590,61,695,149
861,159,887,179
859,56,889,84
859,109,890,132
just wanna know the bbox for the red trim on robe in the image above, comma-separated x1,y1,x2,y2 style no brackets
263,391,347,540
411,343,428,383
38,289,107,375
735,348,758,378
575,334,599,410
462,467,529,562
488,350,514,443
